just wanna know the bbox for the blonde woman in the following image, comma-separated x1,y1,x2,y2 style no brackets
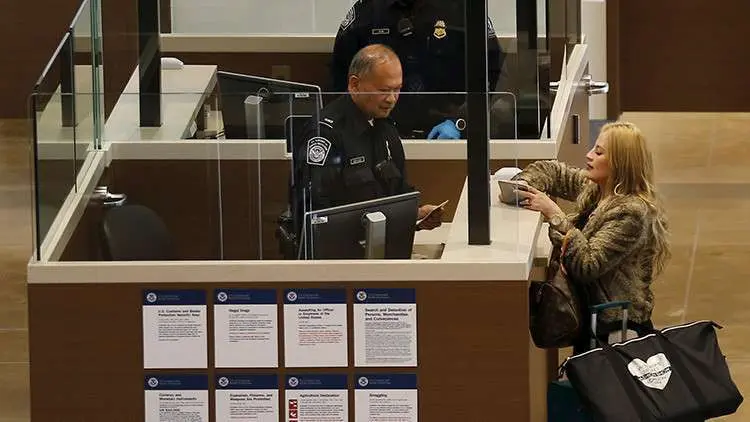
510,121,670,352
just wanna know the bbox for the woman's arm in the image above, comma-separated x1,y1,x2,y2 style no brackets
560,199,650,284
513,160,589,202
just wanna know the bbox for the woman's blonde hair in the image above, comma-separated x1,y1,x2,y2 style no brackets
599,121,671,276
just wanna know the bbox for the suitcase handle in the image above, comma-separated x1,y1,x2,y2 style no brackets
590,300,629,313
590,301,630,349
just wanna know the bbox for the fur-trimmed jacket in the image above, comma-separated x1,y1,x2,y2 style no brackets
516,160,662,323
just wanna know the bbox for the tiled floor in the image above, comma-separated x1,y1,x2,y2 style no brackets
0,119,32,421
1,113,749,419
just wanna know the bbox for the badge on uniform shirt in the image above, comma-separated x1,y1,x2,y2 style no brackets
433,20,447,39
371,27,390,35
307,137,331,166
349,156,366,165
340,6,356,31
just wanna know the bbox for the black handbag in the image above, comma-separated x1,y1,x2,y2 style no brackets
562,320,744,421
529,266,582,348
529,238,584,349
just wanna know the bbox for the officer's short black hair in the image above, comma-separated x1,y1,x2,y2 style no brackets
347,44,400,79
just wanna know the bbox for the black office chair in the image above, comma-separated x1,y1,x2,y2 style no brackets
101,204,175,261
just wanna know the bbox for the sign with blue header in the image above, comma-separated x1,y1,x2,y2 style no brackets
354,288,417,367
285,374,348,390
214,289,278,368
284,288,347,304
216,374,278,390
215,289,277,305
354,374,418,422
354,288,416,304
144,289,206,306
145,374,208,390
142,289,207,369
215,374,279,422
284,289,348,367
285,375,348,422
355,374,418,389
144,374,208,422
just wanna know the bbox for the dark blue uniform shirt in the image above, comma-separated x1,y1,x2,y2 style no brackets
331,0,506,137
293,94,414,216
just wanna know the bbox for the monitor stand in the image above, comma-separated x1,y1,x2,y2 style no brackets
362,211,386,259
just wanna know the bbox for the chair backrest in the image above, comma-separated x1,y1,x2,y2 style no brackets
101,204,174,261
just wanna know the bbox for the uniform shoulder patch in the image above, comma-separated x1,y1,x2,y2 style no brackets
340,5,357,31
487,18,496,38
319,117,335,129
306,137,332,166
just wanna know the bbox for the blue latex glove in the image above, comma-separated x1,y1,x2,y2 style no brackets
427,119,460,140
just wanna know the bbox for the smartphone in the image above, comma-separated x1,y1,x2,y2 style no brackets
497,180,530,191
497,180,530,206
416,199,449,226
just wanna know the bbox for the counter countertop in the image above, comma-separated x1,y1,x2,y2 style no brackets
105,65,217,142
109,138,558,161
35,65,218,159
440,179,544,273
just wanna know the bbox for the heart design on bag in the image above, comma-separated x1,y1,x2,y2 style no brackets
627,353,672,390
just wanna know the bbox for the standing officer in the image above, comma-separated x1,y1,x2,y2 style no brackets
290,44,443,243
331,0,506,139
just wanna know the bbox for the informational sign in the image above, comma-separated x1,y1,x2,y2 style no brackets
355,374,418,422
283,289,347,367
214,289,278,368
215,374,279,422
143,290,207,369
285,374,348,422
144,374,208,422
353,288,417,367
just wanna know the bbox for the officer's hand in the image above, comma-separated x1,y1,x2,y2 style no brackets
427,119,460,140
417,205,444,231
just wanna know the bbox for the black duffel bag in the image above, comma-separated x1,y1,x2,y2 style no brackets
561,320,743,421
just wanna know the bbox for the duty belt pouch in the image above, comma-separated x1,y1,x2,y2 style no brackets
374,160,403,194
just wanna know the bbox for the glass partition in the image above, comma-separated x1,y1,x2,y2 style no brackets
28,0,583,262
97,94,227,261
214,78,524,260
30,33,78,260
160,0,564,140
29,0,105,260
128,0,553,261
90,0,104,146
70,0,98,176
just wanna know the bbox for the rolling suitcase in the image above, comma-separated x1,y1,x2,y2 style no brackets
547,301,631,422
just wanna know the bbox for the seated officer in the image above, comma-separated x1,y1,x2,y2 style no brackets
292,44,443,243
331,0,506,140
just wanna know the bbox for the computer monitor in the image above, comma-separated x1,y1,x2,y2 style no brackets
216,71,322,140
302,191,420,260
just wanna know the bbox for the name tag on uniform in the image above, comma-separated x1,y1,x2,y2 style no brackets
371,28,390,35
349,156,366,165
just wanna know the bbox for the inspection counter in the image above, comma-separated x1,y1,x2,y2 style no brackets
26,44,592,422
